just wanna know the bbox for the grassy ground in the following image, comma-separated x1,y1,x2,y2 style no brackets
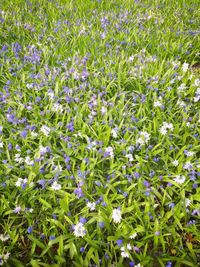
0,0,200,266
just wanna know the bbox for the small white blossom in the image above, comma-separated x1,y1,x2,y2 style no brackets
14,154,24,163
136,131,150,145
86,202,96,211
25,156,34,166
177,100,186,107
14,206,21,213
112,208,122,223
111,128,118,138
159,122,173,135
105,146,114,158
130,233,137,239
182,62,189,72
121,251,129,258
51,103,63,113
172,160,179,166
47,91,55,100
39,145,49,154
193,79,200,87
0,141,3,148
15,178,28,187
159,126,167,135
125,154,133,162
185,198,191,207
40,125,51,136
31,131,38,138
183,161,193,170
73,222,86,237
101,106,107,115
135,264,143,267
51,181,61,190
178,83,187,92
185,151,195,157
174,175,186,184
0,234,10,242
154,100,162,107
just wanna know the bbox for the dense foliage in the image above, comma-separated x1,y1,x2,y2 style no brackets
0,0,200,266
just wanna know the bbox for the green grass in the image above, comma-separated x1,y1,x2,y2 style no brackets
0,0,200,266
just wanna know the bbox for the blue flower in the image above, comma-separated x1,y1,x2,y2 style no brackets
27,226,33,234
116,239,123,247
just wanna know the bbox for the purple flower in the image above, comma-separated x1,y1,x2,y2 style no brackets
27,226,33,234
99,222,105,228
116,239,123,247
80,247,85,253
144,180,150,187
13,206,21,213
134,172,140,179
80,217,87,224
74,187,84,198
49,236,55,241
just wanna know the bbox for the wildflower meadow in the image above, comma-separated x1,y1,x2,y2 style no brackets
0,0,200,266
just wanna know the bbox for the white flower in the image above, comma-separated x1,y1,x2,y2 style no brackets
194,79,200,87
14,154,24,163
111,129,118,138
178,83,187,92
87,202,96,211
112,208,122,223
0,141,3,148
125,154,133,162
129,55,135,62
51,181,61,190
135,264,143,267
120,243,131,258
182,62,189,72
47,91,55,100
194,96,200,102
121,251,129,258
54,165,62,172
51,103,63,113
105,146,114,158
159,126,167,135
177,100,186,107
130,233,137,239
39,145,48,154
31,131,38,138
0,234,10,242
183,161,193,170
101,106,107,115
127,243,132,250
73,222,86,237
185,151,195,157
40,125,51,136
185,198,191,207
196,87,200,95
174,175,186,184
15,178,27,187
25,156,34,166
159,122,173,135
154,100,162,107
136,131,150,145
14,206,21,213
172,160,179,166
